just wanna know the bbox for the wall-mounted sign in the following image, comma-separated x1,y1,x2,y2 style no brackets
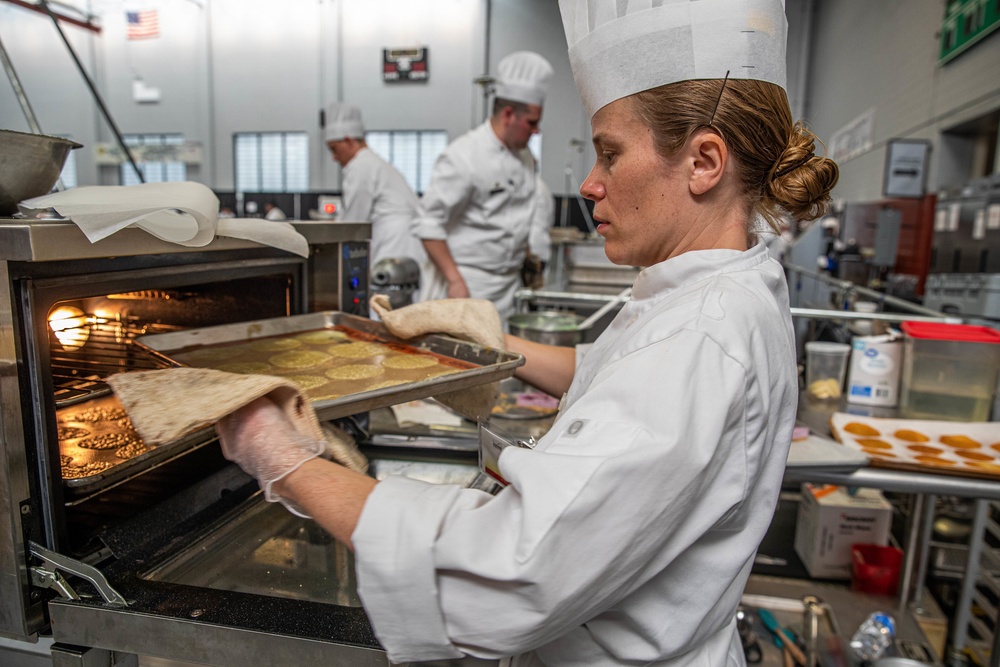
828,107,876,165
883,139,931,199
93,142,203,165
383,47,428,83
940,0,1000,64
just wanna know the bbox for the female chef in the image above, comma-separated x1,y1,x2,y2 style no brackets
215,0,839,664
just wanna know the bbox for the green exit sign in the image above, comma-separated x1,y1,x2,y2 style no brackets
940,0,1000,63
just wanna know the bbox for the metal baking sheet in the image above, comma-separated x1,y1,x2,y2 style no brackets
134,311,524,421
58,393,209,497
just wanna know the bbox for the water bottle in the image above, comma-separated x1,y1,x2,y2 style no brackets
849,612,896,662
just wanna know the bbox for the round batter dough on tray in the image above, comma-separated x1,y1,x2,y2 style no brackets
908,444,944,455
327,341,386,359
78,431,142,450
843,422,880,436
70,406,129,423
955,450,995,461
285,375,329,391
940,434,982,449
855,438,892,450
269,350,332,370
62,461,113,479
864,449,896,458
58,426,91,441
325,364,384,381
248,338,302,352
967,460,1000,473
296,329,349,344
381,354,439,370
914,455,957,466
115,441,150,459
217,361,274,375
894,429,929,443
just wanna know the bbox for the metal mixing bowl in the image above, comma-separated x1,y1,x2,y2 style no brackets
508,311,585,347
0,129,82,215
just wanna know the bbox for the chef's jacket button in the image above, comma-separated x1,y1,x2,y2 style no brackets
568,420,584,435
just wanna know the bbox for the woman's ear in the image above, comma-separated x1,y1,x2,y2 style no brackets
687,130,728,196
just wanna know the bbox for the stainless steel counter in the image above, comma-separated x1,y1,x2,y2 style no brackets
792,391,1000,667
0,217,370,261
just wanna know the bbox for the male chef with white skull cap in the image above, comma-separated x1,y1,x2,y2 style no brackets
414,51,554,322
324,102,426,273
218,0,841,663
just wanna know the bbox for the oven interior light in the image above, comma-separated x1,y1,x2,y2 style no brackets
48,306,91,350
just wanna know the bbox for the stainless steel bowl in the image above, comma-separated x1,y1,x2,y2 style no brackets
508,311,585,347
0,129,82,215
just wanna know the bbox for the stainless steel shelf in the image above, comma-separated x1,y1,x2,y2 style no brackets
784,466,1000,500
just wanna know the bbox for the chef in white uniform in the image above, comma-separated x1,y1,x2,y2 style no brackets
325,102,426,273
216,0,840,664
415,51,554,322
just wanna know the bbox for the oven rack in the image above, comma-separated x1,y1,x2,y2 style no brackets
50,319,178,406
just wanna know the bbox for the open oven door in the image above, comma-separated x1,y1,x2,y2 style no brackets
42,458,392,666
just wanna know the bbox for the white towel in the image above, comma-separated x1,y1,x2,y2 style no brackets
21,182,308,257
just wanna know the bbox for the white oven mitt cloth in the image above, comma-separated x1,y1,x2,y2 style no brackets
370,294,505,421
107,368,367,517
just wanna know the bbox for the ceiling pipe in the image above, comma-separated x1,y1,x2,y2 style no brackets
2,0,101,33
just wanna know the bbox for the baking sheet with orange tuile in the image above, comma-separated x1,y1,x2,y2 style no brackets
829,412,1000,480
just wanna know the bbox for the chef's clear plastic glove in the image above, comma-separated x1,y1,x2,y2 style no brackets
216,396,327,517
370,294,505,421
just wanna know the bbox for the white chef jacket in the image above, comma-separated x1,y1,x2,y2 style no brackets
340,147,426,269
413,121,538,320
352,242,797,666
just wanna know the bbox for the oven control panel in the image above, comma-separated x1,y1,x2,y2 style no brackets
340,242,369,315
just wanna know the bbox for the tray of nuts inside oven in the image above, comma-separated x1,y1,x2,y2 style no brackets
830,412,1000,480
58,393,208,493
134,311,525,422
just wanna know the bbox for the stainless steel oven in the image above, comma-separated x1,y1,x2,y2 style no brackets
0,219,428,665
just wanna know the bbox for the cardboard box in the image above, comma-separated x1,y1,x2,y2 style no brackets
794,484,893,579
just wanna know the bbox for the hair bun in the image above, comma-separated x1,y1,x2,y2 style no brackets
767,122,839,221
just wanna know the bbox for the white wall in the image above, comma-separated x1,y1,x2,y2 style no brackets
0,4,102,185
1,0,554,192
1,0,825,197
805,0,1000,203
338,0,485,189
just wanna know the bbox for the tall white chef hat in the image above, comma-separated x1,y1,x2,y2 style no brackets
494,51,554,107
324,102,365,142
558,0,787,119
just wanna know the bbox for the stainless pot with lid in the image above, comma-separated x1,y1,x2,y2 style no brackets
508,311,585,347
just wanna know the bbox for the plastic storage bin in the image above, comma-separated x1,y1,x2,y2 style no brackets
899,322,1000,422
851,544,903,596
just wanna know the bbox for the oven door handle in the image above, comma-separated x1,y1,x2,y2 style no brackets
29,541,128,607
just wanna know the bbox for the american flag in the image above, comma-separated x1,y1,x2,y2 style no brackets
126,10,159,40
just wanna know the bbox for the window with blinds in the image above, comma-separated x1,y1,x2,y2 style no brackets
234,132,309,192
120,133,187,185
365,130,448,193
59,138,78,189
529,134,542,169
